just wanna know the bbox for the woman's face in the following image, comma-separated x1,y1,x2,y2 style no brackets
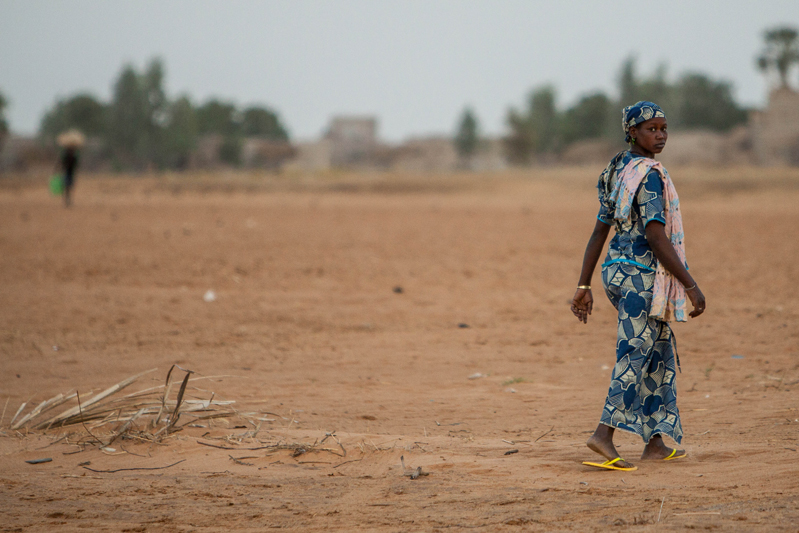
630,117,668,155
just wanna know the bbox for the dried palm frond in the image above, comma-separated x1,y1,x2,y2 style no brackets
6,366,257,444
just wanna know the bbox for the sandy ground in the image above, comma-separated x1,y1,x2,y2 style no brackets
1,167,798,532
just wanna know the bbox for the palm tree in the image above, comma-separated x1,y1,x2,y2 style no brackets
757,26,799,89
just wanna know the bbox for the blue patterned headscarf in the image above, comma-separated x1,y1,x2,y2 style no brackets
622,101,665,143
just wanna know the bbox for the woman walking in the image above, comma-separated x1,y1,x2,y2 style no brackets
56,129,84,208
572,101,706,471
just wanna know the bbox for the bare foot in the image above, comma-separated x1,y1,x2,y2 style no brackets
640,435,685,461
586,425,635,469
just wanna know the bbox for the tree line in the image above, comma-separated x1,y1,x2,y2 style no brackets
37,58,289,170
456,57,749,164
455,26,799,164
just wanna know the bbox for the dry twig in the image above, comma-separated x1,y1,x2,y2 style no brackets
535,425,555,442
81,459,186,473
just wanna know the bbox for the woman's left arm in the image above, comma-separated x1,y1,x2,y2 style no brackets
571,219,611,324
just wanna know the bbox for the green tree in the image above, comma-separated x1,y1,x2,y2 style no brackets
196,99,239,136
672,73,747,131
757,26,799,89
142,58,168,165
637,64,672,108
39,93,107,141
105,58,171,169
218,136,242,166
163,95,198,169
618,57,638,107
504,107,536,165
528,85,559,154
30,58,292,171
107,64,148,168
617,57,673,108
560,92,612,145
196,100,243,166
241,106,289,140
454,107,479,159
504,85,560,164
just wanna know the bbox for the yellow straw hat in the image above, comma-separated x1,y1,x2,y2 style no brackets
56,129,86,148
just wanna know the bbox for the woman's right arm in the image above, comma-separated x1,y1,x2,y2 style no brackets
645,221,706,318
571,219,611,324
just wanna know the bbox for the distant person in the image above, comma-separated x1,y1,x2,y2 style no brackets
60,147,79,207
571,101,706,471
56,129,84,207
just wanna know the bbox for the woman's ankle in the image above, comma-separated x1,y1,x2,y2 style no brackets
645,435,667,450
593,423,615,441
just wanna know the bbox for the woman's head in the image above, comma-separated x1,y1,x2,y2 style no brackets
623,101,667,156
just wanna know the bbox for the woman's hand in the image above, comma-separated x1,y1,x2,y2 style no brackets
571,221,610,325
571,288,593,324
686,285,706,318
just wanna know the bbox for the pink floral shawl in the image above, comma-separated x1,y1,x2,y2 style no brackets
608,157,688,322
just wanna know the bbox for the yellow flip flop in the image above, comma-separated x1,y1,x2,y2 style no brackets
663,448,687,461
582,457,637,471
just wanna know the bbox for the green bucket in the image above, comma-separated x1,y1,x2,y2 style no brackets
49,174,64,195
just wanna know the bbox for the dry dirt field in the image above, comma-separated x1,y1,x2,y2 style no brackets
1,167,798,532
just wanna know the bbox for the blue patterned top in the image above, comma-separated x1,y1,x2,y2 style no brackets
597,152,666,272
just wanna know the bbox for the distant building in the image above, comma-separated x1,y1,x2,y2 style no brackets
325,116,380,168
559,139,620,166
658,131,725,167
284,139,333,172
750,88,799,166
240,138,295,170
471,138,509,172
190,135,224,169
295,113,513,173
0,135,107,173
0,135,55,173
391,136,458,173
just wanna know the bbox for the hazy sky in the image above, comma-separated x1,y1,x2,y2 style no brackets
2,0,798,141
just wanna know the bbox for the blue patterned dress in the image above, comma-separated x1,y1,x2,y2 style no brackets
596,152,682,444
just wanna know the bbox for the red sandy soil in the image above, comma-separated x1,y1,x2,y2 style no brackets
1,168,798,532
